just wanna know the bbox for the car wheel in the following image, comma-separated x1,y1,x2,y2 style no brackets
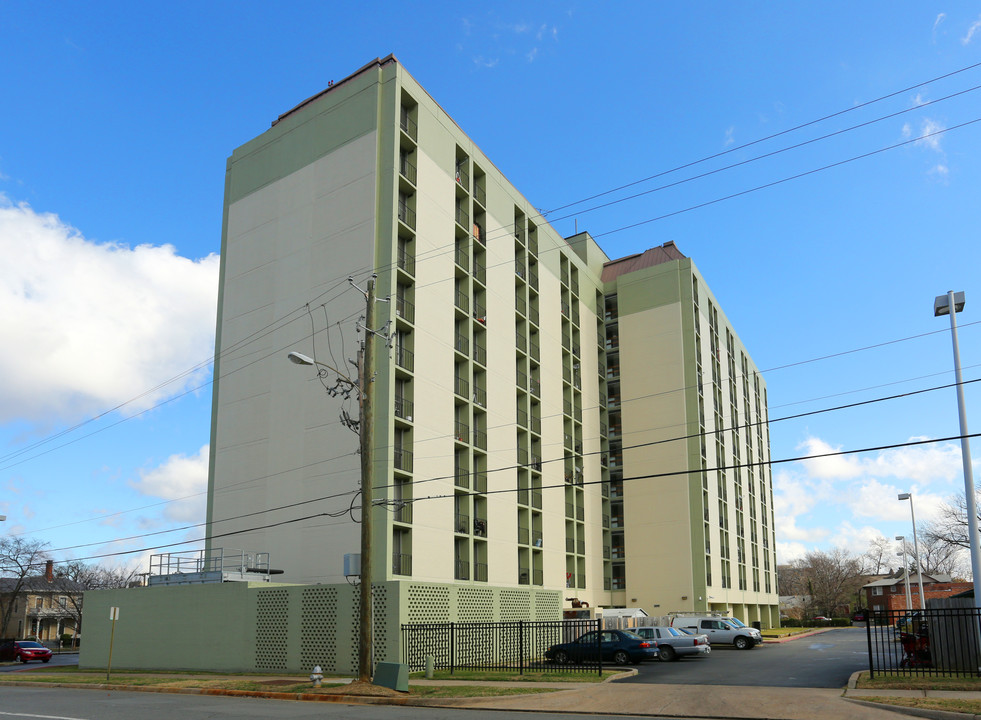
734,636,751,650
20,656,28,663
703,646,711,655
613,650,630,665
553,650,569,665
42,658,50,663
658,645,676,662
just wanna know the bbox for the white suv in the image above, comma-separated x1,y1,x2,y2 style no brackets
670,616,762,649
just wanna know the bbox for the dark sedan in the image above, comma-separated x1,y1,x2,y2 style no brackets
545,629,658,665
0,641,52,663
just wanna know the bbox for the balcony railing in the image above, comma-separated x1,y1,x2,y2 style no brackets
473,517,488,537
473,181,486,207
455,204,469,229
396,296,414,324
455,469,469,489
398,202,416,229
394,396,413,421
455,245,469,270
518,527,529,545
473,342,486,366
474,562,488,582
394,447,413,473
399,156,417,185
473,472,487,493
531,490,542,509
533,568,544,585
532,530,543,547
518,567,530,585
397,248,415,276
455,164,470,191
455,560,470,581
395,346,414,372
454,421,470,444
473,386,486,408
394,502,413,524
473,428,487,449
393,553,412,576
455,513,470,534
472,301,486,325
455,289,469,312
400,111,417,140
515,259,526,279
454,376,469,399
473,258,486,285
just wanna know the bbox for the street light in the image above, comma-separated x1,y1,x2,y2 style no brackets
934,290,981,608
898,493,927,610
895,536,912,610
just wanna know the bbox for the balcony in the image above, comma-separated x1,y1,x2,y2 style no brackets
394,502,413,524
454,375,469,399
517,486,529,505
529,378,540,397
474,562,488,582
518,567,530,585
473,342,486,366
398,202,416,230
473,472,487,493
473,517,488,537
455,204,469,230
518,526,529,545
397,248,415,277
517,407,528,428
455,560,470,581
455,164,470,191
516,331,527,354
394,396,413,422
399,156,417,185
566,537,575,553
454,420,470,444
472,222,484,246
472,428,487,449
455,513,470,534
396,296,414,324
473,181,486,207
533,568,544,585
473,386,486,408
455,469,469,489
531,490,542,509
395,346,414,372
455,289,469,313
394,447,413,473
532,530,543,547
516,370,527,390
473,258,486,286
392,553,412,576
455,333,468,355
515,259,526,280
472,301,486,325
455,245,469,270
399,111,417,141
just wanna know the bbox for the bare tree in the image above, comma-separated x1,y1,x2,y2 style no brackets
50,561,140,644
0,537,49,638
916,532,969,578
793,547,863,617
860,535,894,576
923,490,981,557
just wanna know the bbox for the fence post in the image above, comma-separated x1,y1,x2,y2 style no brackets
519,620,524,675
597,618,602,676
865,615,874,679
450,622,455,675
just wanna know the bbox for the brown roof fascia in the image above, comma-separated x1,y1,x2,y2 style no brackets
272,54,399,127
600,241,686,283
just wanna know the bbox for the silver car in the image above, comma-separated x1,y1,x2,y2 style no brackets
632,625,711,661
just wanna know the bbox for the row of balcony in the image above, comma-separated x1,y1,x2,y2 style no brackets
454,471,488,493
454,513,488,537
453,421,488,450
516,371,541,397
516,408,542,434
516,487,543,508
455,561,490,582
453,334,487,367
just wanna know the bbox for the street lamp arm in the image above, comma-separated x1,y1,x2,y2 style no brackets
287,351,357,387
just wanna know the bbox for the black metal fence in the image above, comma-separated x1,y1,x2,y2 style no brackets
401,619,602,674
866,606,981,677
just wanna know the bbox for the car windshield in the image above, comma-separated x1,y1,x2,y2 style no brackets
18,641,44,648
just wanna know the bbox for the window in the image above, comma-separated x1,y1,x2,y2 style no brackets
59,596,68,608
35,597,43,609
872,587,883,596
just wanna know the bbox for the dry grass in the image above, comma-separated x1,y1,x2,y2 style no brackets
855,671,981,691
858,696,981,714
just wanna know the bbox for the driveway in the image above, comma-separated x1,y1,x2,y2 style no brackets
623,627,869,687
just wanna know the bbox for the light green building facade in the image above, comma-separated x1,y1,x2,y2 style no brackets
82,55,778,672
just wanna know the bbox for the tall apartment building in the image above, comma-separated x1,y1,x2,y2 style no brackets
206,55,779,626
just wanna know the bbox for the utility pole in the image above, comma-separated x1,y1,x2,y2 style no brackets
287,274,387,685
356,276,376,684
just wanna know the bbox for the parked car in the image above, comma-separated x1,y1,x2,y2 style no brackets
545,629,658,665
0,640,52,663
669,616,762,649
812,616,830,621
632,625,711,661
851,609,868,622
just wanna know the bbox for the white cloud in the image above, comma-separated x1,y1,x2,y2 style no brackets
527,47,539,62
796,436,863,480
129,444,209,523
724,127,735,146
930,164,950,179
0,198,219,425
911,93,926,107
933,13,946,34
963,15,981,45
902,122,912,138
473,56,499,69
915,118,946,152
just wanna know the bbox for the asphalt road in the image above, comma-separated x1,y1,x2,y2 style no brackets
623,627,869,687
0,652,79,673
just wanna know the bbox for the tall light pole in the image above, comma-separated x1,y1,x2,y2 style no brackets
288,275,381,685
898,493,927,610
896,535,912,610
934,290,981,607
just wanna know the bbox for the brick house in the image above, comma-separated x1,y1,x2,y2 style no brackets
0,561,84,642
862,570,972,613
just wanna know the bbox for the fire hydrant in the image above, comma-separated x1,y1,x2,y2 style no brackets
310,665,323,688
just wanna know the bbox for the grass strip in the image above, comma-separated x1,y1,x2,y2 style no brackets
858,696,981,714
855,671,981,691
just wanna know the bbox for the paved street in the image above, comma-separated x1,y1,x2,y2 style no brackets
0,652,79,673
623,627,870,688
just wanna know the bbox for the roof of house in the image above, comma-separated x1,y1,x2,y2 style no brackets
0,575,85,593
600,241,686,283
862,571,952,589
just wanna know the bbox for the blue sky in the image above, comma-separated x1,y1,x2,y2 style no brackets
2,1,980,577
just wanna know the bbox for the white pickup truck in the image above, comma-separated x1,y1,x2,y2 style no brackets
669,616,762,649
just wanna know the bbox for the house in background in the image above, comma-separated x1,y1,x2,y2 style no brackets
0,560,84,642
863,570,972,613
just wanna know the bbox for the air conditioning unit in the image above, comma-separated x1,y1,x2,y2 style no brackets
344,553,361,577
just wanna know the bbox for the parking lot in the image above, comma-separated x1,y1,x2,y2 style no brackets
622,627,869,688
